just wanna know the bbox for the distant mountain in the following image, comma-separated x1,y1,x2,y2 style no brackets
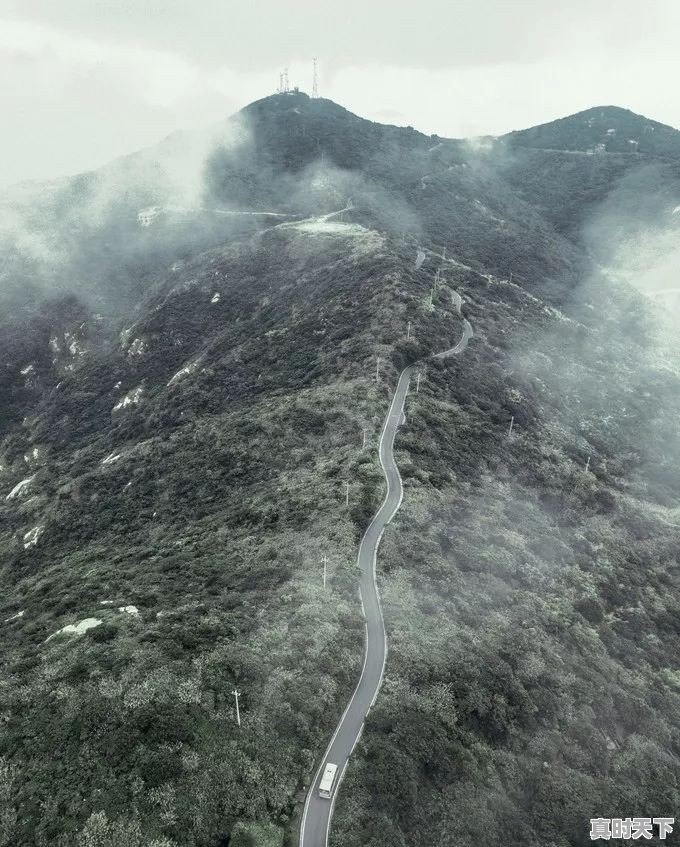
504,104,680,157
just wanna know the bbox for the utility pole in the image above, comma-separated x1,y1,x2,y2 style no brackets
416,373,421,394
407,321,411,340
376,356,381,382
312,58,319,98
321,554,328,588
232,689,241,727
508,416,515,438
345,482,350,507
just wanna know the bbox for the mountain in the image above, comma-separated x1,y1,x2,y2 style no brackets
498,105,680,247
2,94,680,847
0,91,590,320
505,104,680,157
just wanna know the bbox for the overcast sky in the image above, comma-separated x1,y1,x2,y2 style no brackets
2,0,680,187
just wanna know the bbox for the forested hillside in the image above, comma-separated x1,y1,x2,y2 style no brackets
1,92,680,846
332,259,680,847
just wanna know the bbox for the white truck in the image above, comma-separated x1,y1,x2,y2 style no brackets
318,762,338,799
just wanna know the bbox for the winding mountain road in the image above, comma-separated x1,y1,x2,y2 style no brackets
435,318,473,358
299,315,473,847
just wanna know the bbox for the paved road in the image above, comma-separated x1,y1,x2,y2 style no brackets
434,318,473,358
299,364,413,847
299,319,472,847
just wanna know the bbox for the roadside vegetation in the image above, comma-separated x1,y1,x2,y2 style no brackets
331,262,680,847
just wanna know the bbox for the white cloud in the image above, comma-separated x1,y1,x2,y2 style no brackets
0,18,270,185
329,52,680,139
0,19,231,108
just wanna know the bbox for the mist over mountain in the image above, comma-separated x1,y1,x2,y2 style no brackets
5,93,680,325
2,92,680,847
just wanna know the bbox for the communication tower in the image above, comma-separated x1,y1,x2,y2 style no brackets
277,68,291,94
312,58,319,98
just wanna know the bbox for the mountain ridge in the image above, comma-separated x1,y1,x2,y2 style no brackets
6,96,679,201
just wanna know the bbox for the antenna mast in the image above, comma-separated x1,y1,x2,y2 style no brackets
277,68,291,94
312,58,319,98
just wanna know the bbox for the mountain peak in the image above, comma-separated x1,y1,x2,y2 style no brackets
244,89,312,111
505,104,680,157
217,90,429,182
236,89,368,139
